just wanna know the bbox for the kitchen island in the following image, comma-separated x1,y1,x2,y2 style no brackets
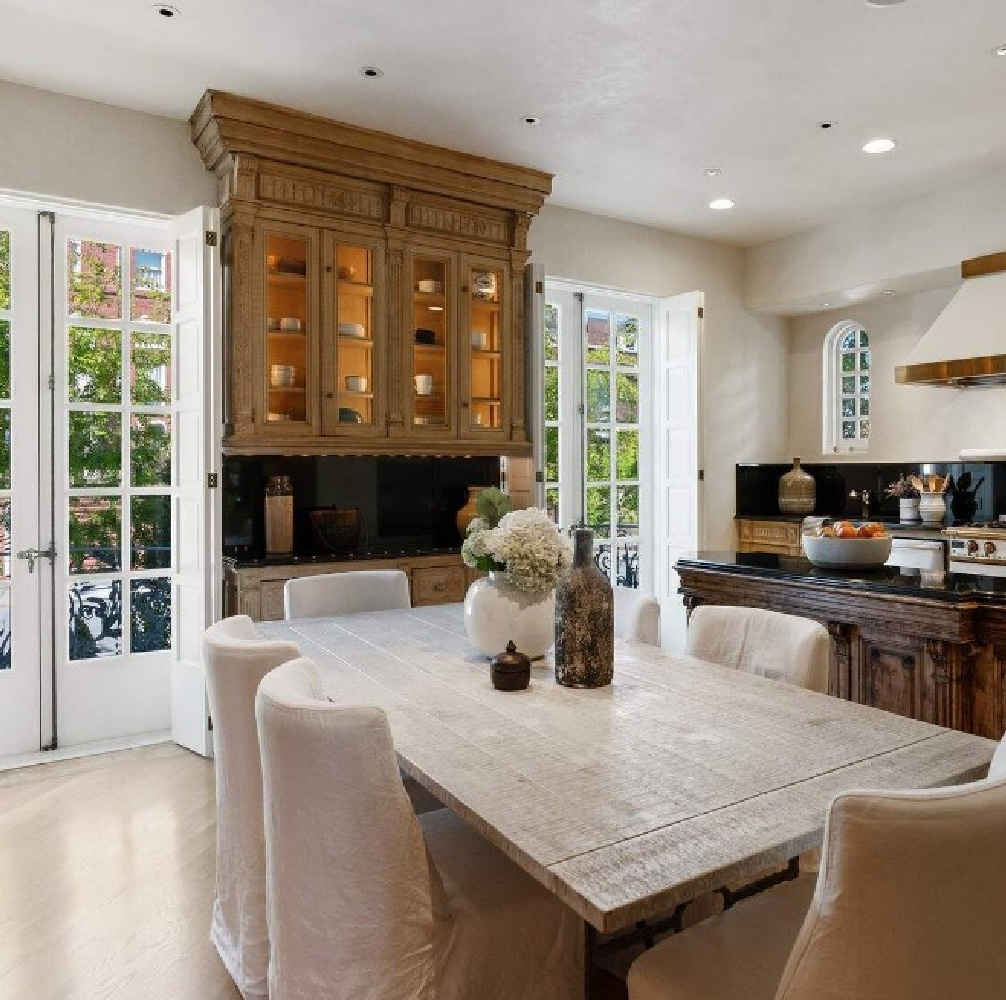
676,552,1006,740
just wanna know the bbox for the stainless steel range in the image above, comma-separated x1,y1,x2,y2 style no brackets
945,522,1006,576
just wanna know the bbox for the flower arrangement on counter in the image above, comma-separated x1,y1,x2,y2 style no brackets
462,501,573,594
885,475,920,500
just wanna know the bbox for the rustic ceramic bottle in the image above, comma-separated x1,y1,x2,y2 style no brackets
554,528,614,688
778,458,816,514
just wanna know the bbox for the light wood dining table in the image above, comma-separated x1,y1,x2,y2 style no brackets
259,603,996,992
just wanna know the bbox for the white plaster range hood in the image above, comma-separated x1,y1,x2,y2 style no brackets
896,252,1006,387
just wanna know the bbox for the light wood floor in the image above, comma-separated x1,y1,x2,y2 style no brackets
0,743,240,1000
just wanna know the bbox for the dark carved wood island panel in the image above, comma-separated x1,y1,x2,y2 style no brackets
676,552,1006,740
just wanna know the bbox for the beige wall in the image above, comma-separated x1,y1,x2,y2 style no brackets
529,204,790,551
788,287,1006,462
745,166,1006,313
0,80,214,214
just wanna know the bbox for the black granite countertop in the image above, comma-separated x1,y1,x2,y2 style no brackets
225,545,464,570
677,551,1006,604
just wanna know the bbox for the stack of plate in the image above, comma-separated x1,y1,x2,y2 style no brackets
270,364,296,388
339,322,366,339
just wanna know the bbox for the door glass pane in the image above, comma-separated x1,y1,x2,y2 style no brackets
0,320,9,397
131,331,171,405
69,412,121,486
616,430,639,480
0,230,9,310
131,415,171,487
616,315,639,365
617,485,639,535
544,304,559,361
131,495,171,570
585,309,610,363
545,487,560,524
412,257,448,427
615,541,639,588
586,369,610,422
586,485,611,530
586,428,610,481
265,233,309,423
334,244,374,427
616,373,638,423
0,410,9,489
130,248,171,323
0,586,9,670
545,426,559,481
0,499,9,578
468,265,503,430
69,496,121,573
130,577,171,653
68,580,122,660
68,240,122,319
68,327,122,403
544,365,559,421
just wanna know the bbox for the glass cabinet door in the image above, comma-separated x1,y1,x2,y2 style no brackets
410,255,452,431
330,243,376,431
464,261,505,436
264,230,312,427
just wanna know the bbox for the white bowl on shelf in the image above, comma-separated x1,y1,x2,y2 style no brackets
414,374,435,395
338,322,366,339
802,534,892,569
345,375,368,392
417,279,443,294
279,317,302,332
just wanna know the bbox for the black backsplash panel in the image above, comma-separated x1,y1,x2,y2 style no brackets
223,455,501,559
736,461,1006,524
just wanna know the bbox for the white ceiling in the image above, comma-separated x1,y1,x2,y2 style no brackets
1,0,1005,246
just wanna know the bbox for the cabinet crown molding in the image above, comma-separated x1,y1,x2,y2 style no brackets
191,89,553,215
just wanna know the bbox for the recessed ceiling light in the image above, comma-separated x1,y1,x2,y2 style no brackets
817,120,838,131
709,198,735,211
703,167,721,177
993,43,1006,57
883,289,896,296
823,301,832,308
863,137,897,154
865,0,907,6
359,66,384,78
152,3,180,16
520,115,541,128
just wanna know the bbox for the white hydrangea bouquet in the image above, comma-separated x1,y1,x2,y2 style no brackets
462,503,573,594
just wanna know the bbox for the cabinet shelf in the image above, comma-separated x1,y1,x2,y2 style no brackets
269,386,306,394
413,291,446,304
338,335,373,348
471,397,501,405
268,330,307,340
338,280,373,297
267,271,307,286
340,389,374,399
470,300,501,312
471,349,501,359
414,344,446,357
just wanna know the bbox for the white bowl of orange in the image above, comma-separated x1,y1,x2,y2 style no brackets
802,521,892,569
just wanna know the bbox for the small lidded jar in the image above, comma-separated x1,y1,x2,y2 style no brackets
490,641,531,691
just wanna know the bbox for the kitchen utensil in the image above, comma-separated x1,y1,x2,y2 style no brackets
417,279,443,294
414,374,434,395
338,407,364,424
414,328,436,345
338,322,366,339
337,265,357,280
345,375,368,392
279,317,302,332
803,533,892,569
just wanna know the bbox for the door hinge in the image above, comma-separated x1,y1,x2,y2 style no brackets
577,403,585,415
207,472,219,489
535,470,544,483
205,230,218,247
697,306,704,319
535,280,544,294
698,469,705,482
47,374,55,391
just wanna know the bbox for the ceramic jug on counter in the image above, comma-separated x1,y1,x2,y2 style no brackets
778,458,816,515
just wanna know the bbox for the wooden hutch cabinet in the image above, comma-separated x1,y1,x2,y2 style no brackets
191,91,551,457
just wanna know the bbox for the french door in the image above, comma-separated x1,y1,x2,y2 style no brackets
0,202,216,756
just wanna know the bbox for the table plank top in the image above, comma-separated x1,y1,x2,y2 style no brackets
259,604,996,933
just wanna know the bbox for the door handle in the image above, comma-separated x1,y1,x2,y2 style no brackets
17,546,56,573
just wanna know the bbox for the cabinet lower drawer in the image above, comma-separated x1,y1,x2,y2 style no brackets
413,566,466,606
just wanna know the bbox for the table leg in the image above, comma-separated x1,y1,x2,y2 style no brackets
584,921,597,1000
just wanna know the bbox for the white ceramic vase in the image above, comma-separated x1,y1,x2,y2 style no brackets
463,572,555,660
899,497,921,522
918,493,946,526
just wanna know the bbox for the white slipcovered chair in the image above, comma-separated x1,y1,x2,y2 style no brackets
628,751,1006,1000
283,568,411,620
204,614,302,1000
685,605,830,694
255,657,582,1000
615,587,661,646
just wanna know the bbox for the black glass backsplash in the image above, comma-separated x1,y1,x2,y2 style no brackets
223,455,501,559
736,461,1006,524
